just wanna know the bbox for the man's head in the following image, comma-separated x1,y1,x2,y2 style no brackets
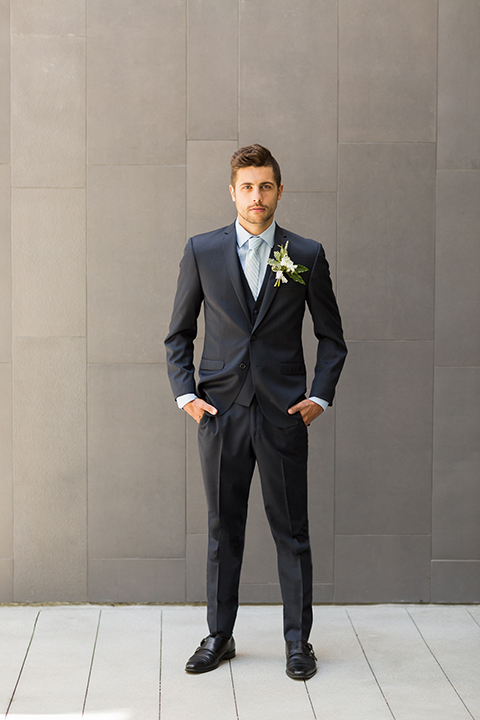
230,144,282,188
229,144,283,235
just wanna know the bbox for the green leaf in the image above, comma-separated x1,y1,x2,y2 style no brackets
291,272,306,284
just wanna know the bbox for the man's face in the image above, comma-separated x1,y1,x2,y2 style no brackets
229,166,283,234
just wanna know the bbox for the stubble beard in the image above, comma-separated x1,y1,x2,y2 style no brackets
240,203,275,229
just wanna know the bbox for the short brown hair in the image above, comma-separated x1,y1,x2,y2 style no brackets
230,144,282,188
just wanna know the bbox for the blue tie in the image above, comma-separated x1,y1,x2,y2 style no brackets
244,235,263,299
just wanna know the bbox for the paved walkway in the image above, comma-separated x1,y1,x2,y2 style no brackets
0,604,479,719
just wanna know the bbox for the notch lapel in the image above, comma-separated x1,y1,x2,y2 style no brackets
221,223,251,324
252,224,288,332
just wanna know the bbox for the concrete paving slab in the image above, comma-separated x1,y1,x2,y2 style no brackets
308,606,393,720
8,713,130,720
231,605,315,720
0,606,39,713
347,605,473,720
0,604,479,720
407,605,480,719
83,606,161,720
161,605,237,720
468,606,480,624
7,606,99,716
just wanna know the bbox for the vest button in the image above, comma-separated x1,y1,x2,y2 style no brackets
239,362,247,370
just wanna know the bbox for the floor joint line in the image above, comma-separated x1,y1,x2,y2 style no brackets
466,607,480,630
406,607,475,720
305,680,317,719
82,608,102,717
159,609,163,720
229,659,240,720
345,608,396,720
5,609,41,717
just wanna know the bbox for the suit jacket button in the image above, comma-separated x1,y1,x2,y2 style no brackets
251,334,257,341
239,362,247,370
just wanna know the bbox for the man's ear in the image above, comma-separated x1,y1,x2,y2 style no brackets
229,185,235,201
277,183,284,201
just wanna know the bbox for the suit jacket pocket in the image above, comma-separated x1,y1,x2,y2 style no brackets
276,279,306,294
280,362,306,375
199,358,225,371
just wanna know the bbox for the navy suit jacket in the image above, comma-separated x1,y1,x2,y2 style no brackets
165,222,347,428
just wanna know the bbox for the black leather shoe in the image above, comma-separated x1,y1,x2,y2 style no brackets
285,640,317,680
185,635,236,673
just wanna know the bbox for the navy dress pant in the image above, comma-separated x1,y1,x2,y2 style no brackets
198,398,312,643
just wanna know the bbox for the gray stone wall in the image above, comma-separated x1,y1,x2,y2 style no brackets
0,0,479,603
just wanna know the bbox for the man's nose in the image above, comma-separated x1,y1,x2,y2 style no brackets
252,187,262,203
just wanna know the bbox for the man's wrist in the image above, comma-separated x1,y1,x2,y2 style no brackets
176,393,197,410
179,394,327,412
308,396,328,413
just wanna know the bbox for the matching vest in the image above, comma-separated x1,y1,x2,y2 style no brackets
235,255,269,407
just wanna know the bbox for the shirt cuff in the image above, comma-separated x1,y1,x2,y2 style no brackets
308,396,329,413
178,393,327,412
176,393,197,410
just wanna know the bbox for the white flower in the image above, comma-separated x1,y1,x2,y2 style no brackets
281,257,296,273
268,241,309,288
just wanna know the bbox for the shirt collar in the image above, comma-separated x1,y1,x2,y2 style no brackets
235,218,276,249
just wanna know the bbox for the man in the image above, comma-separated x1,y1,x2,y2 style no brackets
165,144,347,680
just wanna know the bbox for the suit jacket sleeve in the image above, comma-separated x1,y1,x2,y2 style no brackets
306,243,347,405
165,238,204,400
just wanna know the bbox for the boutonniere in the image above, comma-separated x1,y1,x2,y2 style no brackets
267,242,308,287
